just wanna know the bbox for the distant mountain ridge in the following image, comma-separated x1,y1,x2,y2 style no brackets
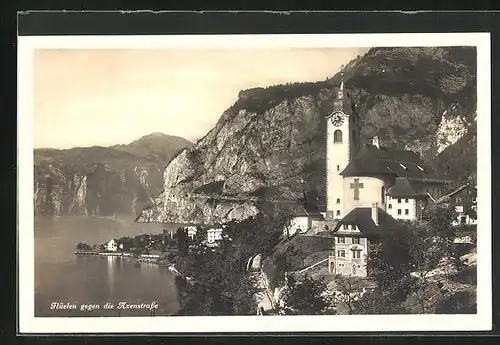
34,133,191,216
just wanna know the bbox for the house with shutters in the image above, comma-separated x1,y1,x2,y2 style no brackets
435,183,477,226
321,65,450,277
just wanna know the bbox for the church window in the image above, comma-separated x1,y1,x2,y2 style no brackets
388,204,392,209
336,210,341,217
405,209,409,215
397,209,402,215
397,199,401,203
336,198,341,204
334,130,343,143
353,238,360,244
338,237,346,244
405,198,409,203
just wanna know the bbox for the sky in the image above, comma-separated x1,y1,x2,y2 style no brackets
34,47,369,149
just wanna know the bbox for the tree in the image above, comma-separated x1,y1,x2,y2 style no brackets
356,206,464,314
192,226,207,247
423,203,461,271
278,275,333,315
435,290,477,314
116,236,134,251
334,275,363,314
353,287,406,315
173,206,294,316
174,239,260,316
176,227,189,257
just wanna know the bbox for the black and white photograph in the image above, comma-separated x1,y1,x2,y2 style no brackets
17,32,491,333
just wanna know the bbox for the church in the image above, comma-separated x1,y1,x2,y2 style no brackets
319,67,449,277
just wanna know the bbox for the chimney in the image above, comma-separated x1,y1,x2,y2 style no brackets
372,136,380,149
371,203,379,226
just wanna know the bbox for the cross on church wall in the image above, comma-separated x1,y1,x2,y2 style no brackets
350,178,364,200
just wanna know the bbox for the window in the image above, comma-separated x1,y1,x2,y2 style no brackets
397,209,402,215
399,163,408,170
338,237,345,244
456,197,462,203
334,130,343,143
405,209,409,215
388,204,392,209
417,165,424,172
343,224,348,230
336,198,341,204
460,216,466,224
336,210,341,217
353,238,360,244
353,251,361,259
405,198,409,203
397,199,401,203
337,250,346,258
337,165,340,171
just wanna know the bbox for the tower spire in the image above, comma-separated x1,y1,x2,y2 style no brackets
338,64,345,100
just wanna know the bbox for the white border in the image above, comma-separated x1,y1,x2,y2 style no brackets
18,33,491,334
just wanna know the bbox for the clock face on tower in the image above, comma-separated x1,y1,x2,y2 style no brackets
330,112,344,127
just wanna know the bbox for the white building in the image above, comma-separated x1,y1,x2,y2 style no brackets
207,227,223,245
187,226,198,240
285,204,325,237
107,239,118,252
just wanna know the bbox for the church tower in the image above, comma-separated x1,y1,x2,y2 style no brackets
325,65,360,220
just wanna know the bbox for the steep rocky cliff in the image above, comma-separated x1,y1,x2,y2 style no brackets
34,133,191,216
135,46,477,225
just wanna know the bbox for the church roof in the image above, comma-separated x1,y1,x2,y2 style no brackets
386,177,429,198
340,144,447,182
332,207,404,238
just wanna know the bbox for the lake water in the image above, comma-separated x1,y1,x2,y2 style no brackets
34,216,181,317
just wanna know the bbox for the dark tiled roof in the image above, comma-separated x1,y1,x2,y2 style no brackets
435,183,477,204
386,177,429,198
341,144,446,182
292,204,324,219
332,207,404,238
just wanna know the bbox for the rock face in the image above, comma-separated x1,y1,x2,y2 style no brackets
34,133,191,216
137,47,477,225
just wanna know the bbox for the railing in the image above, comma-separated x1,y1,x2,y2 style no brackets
297,258,329,274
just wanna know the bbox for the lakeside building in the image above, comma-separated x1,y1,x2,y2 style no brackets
207,225,224,246
107,239,118,252
187,226,198,240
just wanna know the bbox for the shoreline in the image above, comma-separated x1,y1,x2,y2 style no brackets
74,250,191,278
